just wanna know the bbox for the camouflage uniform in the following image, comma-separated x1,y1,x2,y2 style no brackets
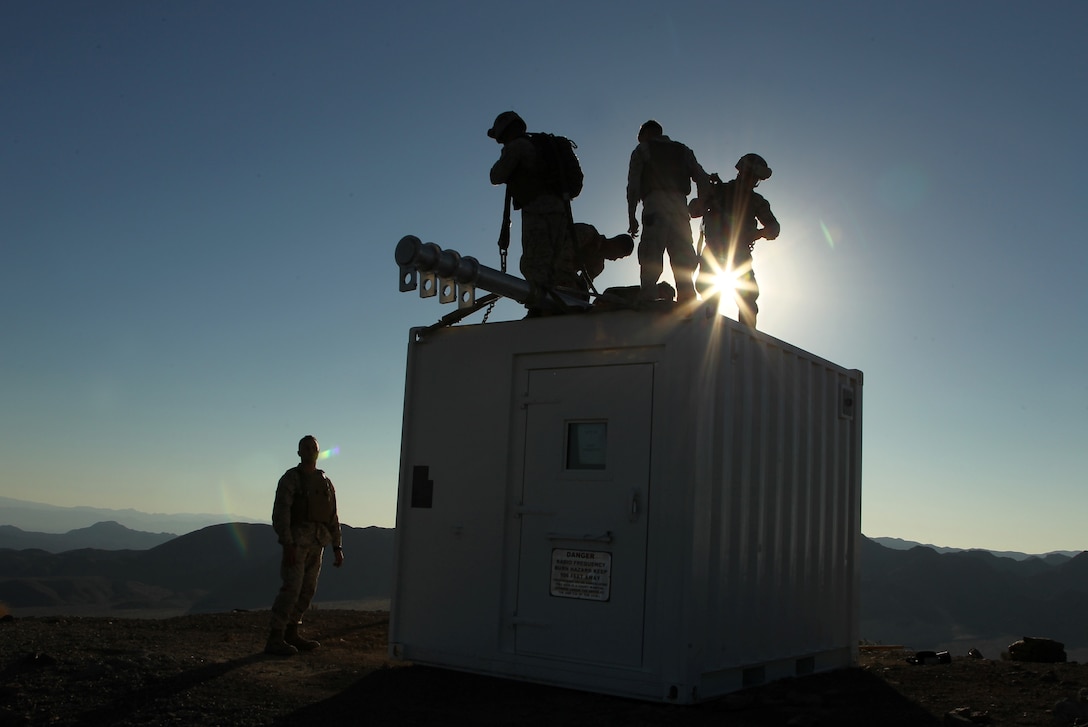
698,179,780,326
572,223,609,281
269,466,342,631
490,136,579,300
627,135,710,301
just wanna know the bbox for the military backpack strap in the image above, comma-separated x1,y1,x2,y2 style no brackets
497,187,511,274
289,465,309,524
484,189,512,324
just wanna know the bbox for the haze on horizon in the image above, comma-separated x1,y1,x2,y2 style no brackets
2,2,1085,555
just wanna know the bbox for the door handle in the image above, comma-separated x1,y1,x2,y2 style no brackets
546,531,613,543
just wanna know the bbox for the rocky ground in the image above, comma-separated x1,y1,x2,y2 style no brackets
1,609,1086,726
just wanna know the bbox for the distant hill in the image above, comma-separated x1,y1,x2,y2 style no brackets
1,525,1085,659
870,536,1079,562
860,537,1088,659
0,522,177,552
0,523,393,615
0,496,264,536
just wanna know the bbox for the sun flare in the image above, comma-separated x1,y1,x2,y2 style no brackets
698,256,755,317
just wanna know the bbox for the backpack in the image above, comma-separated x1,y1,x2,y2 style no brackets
639,137,692,198
528,132,584,201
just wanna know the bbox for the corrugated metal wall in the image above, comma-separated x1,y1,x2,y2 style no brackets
392,311,862,700
700,328,861,670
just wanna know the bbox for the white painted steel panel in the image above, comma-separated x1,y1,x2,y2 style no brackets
389,308,862,703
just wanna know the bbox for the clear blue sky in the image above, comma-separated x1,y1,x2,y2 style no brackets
3,1,1085,554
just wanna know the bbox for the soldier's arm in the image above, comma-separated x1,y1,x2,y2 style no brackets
270,474,295,546
685,146,712,201
490,151,513,184
327,480,342,550
755,197,781,240
490,139,528,185
328,480,344,567
626,148,643,234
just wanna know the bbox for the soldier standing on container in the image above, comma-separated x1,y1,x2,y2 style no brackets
691,153,780,328
626,120,711,304
488,110,581,315
265,434,345,656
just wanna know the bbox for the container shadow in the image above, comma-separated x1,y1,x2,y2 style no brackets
276,663,943,726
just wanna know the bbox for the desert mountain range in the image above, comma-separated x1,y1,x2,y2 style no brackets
1,501,1085,661
0,495,262,536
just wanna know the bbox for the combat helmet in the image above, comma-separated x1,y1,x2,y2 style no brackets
487,111,527,141
736,153,772,181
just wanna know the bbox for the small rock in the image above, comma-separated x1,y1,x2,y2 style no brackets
20,651,57,668
945,706,992,724
1052,696,1088,722
1008,636,1066,663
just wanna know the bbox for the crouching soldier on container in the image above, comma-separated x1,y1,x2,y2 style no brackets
265,434,345,656
572,222,634,298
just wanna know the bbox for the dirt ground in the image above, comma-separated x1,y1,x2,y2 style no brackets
1,609,1086,726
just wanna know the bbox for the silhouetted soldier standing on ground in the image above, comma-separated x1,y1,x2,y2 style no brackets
626,120,711,304
266,435,344,656
691,153,780,328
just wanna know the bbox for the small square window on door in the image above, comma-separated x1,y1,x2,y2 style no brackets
566,421,607,470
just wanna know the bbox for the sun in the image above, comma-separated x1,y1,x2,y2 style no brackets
697,255,755,317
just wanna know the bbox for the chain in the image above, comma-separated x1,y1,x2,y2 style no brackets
482,247,507,324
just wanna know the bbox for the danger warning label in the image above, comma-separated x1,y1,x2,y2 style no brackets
550,549,612,601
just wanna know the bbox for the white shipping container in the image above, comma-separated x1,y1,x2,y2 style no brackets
389,308,863,703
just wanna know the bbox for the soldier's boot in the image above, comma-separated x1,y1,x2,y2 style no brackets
264,628,298,656
738,295,758,329
284,623,320,651
674,279,698,305
675,288,697,305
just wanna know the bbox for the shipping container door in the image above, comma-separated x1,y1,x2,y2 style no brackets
514,363,652,667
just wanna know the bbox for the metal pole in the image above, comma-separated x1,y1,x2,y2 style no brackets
395,236,591,312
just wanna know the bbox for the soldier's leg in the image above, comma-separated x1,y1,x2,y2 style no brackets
546,209,581,293
665,222,699,303
266,545,306,655
287,545,324,625
637,213,666,300
519,211,555,290
736,270,760,328
695,249,715,297
269,546,305,631
284,547,324,652
519,211,557,315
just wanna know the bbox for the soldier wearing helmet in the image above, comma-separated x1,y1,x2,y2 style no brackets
488,111,580,315
690,153,780,328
